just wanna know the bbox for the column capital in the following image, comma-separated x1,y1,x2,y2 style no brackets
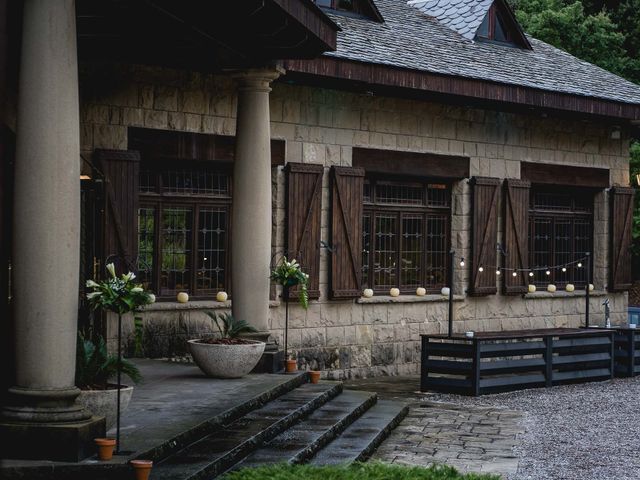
233,66,285,92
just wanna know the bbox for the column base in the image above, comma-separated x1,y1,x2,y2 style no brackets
3,386,90,423
0,416,106,461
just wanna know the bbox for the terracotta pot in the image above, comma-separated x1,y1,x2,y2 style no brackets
130,460,153,480
309,370,321,384
285,359,297,373
94,438,116,461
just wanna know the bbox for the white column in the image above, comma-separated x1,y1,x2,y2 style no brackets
3,0,87,422
231,68,282,335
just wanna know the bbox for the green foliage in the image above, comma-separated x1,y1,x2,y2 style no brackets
630,142,640,259
205,312,258,339
86,263,155,316
222,462,499,480
75,333,142,389
270,257,310,309
510,0,637,81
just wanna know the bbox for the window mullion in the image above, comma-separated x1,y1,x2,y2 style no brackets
192,203,199,296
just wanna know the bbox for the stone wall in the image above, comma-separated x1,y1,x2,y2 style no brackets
80,63,631,378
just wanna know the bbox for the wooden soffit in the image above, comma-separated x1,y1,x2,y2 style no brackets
128,127,285,166
521,161,609,189
284,57,640,122
352,147,469,179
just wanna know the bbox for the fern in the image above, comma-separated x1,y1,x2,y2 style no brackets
76,333,142,389
204,312,258,339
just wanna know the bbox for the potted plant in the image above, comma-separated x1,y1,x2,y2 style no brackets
188,312,265,378
85,262,155,452
270,257,309,371
76,333,141,430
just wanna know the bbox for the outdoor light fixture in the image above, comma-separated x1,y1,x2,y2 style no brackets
529,271,534,277
546,270,551,276
512,271,517,277
562,267,567,272
459,258,465,267
478,266,484,272
496,269,501,275
578,262,583,268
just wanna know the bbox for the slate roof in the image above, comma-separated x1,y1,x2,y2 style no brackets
407,0,492,40
319,0,640,106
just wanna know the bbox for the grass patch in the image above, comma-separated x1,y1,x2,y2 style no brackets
223,462,500,480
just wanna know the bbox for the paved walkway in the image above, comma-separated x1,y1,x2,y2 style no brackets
345,376,522,477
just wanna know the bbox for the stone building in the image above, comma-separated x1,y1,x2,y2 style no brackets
0,0,639,460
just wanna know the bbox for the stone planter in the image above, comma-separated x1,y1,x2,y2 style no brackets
77,385,134,430
188,339,266,378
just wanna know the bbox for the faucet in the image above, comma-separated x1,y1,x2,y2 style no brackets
602,298,611,328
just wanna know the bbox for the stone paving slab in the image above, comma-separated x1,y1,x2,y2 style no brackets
345,376,523,477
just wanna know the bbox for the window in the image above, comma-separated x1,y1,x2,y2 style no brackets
474,2,531,49
528,189,593,288
138,162,231,299
313,0,383,21
362,178,451,293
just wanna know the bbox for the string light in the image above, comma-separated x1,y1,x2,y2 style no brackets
512,271,518,277
478,266,484,272
546,270,551,276
496,269,501,275
529,271,534,277
562,267,567,272
459,258,465,267
578,262,583,268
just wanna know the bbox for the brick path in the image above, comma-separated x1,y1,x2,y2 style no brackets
373,400,523,476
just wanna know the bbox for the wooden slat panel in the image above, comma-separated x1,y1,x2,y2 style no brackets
352,147,469,179
470,177,500,295
286,162,323,299
610,186,635,291
503,179,530,294
96,149,140,274
330,166,364,298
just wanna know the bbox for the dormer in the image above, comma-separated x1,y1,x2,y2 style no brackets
314,0,384,22
409,0,531,49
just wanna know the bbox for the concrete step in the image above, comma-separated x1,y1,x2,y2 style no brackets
309,400,409,465
152,382,342,480
231,390,377,470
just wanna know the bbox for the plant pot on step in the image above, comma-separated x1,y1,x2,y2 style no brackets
285,358,297,373
309,370,321,384
130,460,153,480
95,438,116,461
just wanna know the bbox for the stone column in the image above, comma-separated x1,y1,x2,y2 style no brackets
231,68,282,335
1,0,103,461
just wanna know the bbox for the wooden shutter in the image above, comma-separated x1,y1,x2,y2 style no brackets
503,179,530,294
470,177,500,295
330,166,364,298
610,186,635,291
95,149,140,275
286,163,323,299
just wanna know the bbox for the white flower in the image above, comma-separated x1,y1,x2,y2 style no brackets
147,293,156,304
106,263,116,278
86,279,99,288
124,272,136,281
86,291,102,300
131,287,143,293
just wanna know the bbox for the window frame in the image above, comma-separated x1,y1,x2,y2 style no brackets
528,187,594,288
361,174,452,295
138,162,233,300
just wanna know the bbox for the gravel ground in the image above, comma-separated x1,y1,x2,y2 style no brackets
426,377,640,480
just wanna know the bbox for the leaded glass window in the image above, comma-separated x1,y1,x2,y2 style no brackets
361,178,451,293
138,162,231,299
528,188,593,288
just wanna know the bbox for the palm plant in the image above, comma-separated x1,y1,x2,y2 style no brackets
205,312,257,339
75,333,141,390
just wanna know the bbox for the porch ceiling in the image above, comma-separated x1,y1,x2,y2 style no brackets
76,0,338,70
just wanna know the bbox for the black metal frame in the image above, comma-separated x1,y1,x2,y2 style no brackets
613,328,640,377
421,328,615,396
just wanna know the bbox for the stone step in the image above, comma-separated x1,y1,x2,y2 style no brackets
151,382,342,480
309,400,409,465
230,390,378,470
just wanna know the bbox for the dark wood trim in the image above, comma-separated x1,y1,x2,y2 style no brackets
353,147,469,179
283,57,640,121
128,127,285,166
521,162,610,189
272,0,340,50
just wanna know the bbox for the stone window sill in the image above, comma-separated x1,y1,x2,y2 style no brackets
356,294,464,304
143,300,281,311
523,290,607,299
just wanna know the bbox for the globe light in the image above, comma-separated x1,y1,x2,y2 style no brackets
459,258,465,267
512,271,518,277
529,271,534,277
545,270,551,276
478,266,484,272
496,269,501,275
562,267,567,272
578,262,583,268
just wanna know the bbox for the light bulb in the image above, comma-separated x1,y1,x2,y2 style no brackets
562,267,567,272
546,270,551,276
459,259,465,267
512,271,517,277
529,271,534,277
478,266,484,272
496,269,501,275
578,262,583,268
